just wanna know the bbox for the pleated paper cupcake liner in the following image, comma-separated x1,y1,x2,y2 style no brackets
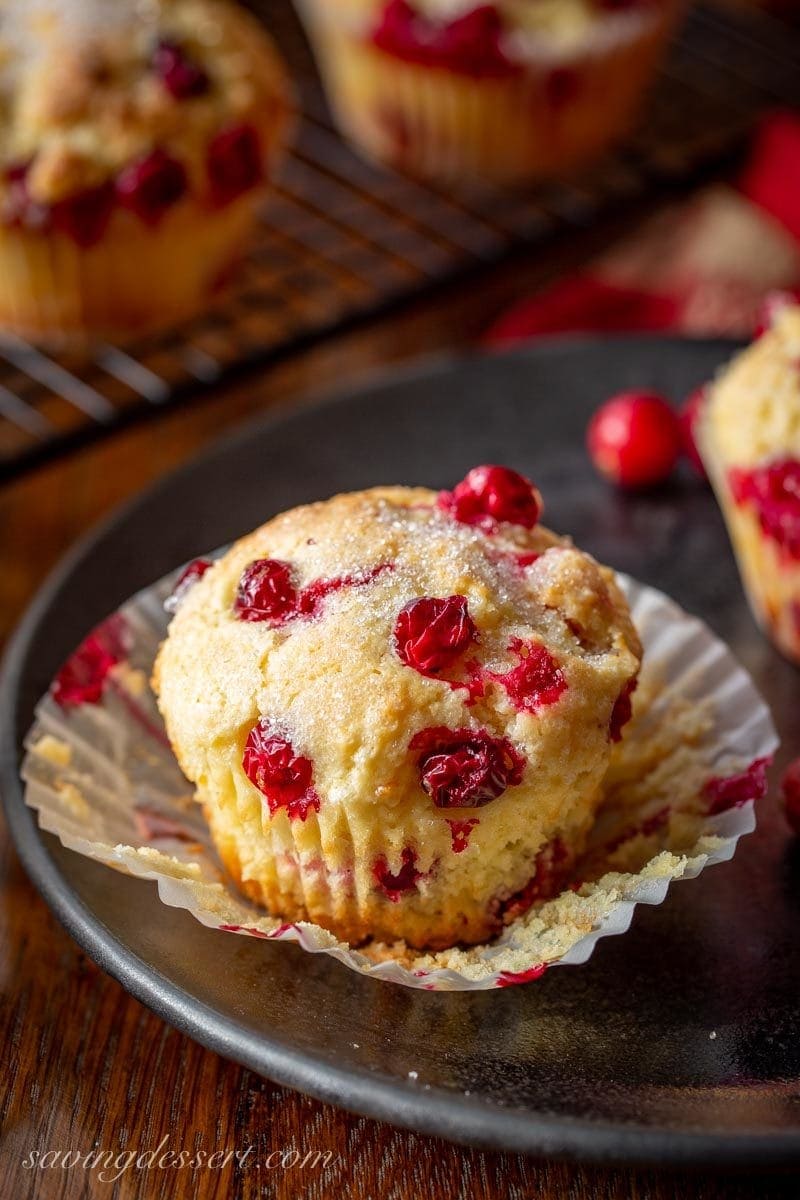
22,564,777,991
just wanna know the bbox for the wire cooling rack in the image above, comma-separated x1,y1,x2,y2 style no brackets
1,0,799,481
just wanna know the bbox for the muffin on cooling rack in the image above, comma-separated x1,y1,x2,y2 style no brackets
699,302,800,665
153,466,642,950
0,0,292,342
294,0,682,186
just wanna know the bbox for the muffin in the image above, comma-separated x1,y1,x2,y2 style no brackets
0,0,292,341
153,466,642,950
699,303,800,664
294,0,682,186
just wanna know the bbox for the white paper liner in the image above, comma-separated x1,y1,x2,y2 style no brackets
22,567,778,991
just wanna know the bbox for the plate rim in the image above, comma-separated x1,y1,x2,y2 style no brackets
5,334,800,1168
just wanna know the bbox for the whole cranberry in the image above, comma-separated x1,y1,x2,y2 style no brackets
438,465,542,529
394,594,476,675
410,726,525,808
116,149,188,225
780,759,800,835
234,559,298,624
242,721,319,821
587,391,681,490
679,384,709,480
50,181,115,248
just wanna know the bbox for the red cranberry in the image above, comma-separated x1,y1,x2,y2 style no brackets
729,460,800,559
780,759,800,835
489,638,566,714
52,618,127,709
50,181,115,248
235,560,298,624
754,288,800,338
372,847,422,900
495,837,571,921
410,726,525,808
394,595,476,675
153,40,210,99
242,721,320,821
372,0,515,78
609,677,637,743
446,817,479,853
207,124,263,206
116,149,187,225
165,557,212,614
496,963,548,987
704,756,771,815
2,161,39,227
297,563,393,618
680,385,709,479
587,391,681,490
438,465,543,530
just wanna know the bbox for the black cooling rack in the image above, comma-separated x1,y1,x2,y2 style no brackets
2,0,799,482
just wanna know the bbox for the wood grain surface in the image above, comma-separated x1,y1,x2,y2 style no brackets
2,213,799,1200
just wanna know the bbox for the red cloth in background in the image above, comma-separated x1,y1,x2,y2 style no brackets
739,112,800,245
486,113,800,345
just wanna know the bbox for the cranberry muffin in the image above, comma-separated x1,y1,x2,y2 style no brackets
295,0,682,185
0,0,292,341
699,302,800,664
153,466,642,950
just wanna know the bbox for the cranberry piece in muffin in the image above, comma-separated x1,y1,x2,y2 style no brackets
116,150,188,226
153,40,210,99
411,727,525,808
488,639,567,714
372,847,422,900
729,460,800,561
207,124,264,206
371,1,517,78
235,559,298,624
51,182,116,248
394,594,476,675
242,722,320,821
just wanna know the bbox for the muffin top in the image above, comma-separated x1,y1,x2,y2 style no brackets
154,470,642,841
329,0,668,58
704,304,800,469
0,0,290,209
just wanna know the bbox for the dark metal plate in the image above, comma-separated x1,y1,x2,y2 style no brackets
3,337,800,1166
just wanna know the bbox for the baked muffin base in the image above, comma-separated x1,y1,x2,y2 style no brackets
297,1,680,185
0,191,265,344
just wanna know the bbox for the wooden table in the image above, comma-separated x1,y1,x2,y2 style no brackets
1,201,798,1200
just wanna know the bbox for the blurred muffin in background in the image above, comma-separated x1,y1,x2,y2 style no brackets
295,0,683,186
0,0,292,342
699,301,800,664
